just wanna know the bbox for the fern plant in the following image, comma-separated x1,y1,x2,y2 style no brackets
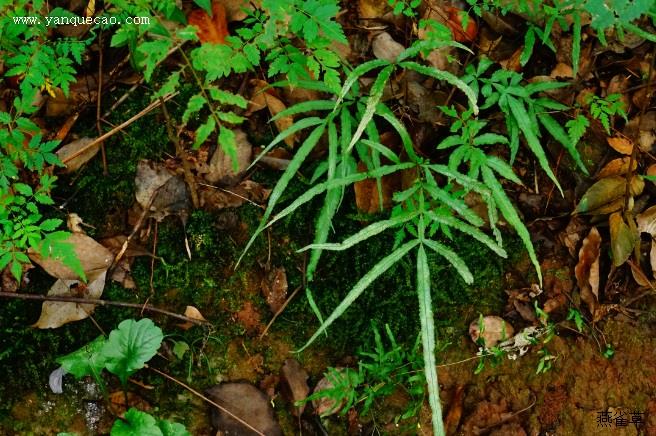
0,1,93,281
586,92,628,134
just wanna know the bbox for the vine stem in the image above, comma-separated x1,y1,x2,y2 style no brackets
0,291,209,325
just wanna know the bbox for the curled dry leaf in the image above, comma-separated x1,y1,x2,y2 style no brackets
575,227,601,316
445,7,478,43
56,137,98,173
607,136,633,155
280,358,310,416
636,205,656,278
372,32,405,62
469,316,514,348
609,212,637,267
33,271,107,329
188,1,229,44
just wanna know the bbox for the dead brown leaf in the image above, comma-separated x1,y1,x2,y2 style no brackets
607,136,633,155
33,271,106,329
609,212,637,267
55,137,98,173
596,156,637,178
575,227,601,316
29,233,112,281
574,175,644,215
205,129,252,185
188,1,229,44
280,358,310,416
235,300,262,334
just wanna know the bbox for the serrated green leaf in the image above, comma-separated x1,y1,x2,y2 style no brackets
111,408,162,436
102,319,163,385
193,117,216,148
538,113,589,175
182,94,206,125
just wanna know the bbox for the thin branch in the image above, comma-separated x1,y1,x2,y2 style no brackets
0,292,209,325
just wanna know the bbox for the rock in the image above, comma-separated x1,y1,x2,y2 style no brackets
206,382,282,436
469,316,514,348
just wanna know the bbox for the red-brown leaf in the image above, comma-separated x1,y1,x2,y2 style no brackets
188,2,229,44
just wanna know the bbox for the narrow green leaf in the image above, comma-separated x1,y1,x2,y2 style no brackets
248,117,324,170
484,156,523,185
507,96,562,195
520,27,536,66
347,65,395,153
572,13,581,77
416,245,445,436
238,123,327,266
334,59,389,110
482,166,541,284
270,100,336,121
300,211,419,252
375,103,418,161
538,113,589,175
399,61,478,114
427,212,506,257
297,239,420,352
266,163,414,231
423,239,473,284
361,140,400,164
193,117,215,148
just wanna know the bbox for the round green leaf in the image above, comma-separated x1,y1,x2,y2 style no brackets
103,319,163,384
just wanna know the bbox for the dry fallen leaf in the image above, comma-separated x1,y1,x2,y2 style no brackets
205,129,252,185
135,160,191,222
280,359,310,416
575,227,601,316
188,1,229,44
247,80,296,147
55,137,98,173
609,212,637,267
574,175,644,215
607,136,633,155
596,156,637,178
33,271,106,329
29,233,113,281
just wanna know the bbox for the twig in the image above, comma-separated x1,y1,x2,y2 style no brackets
146,365,265,436
0,292,209,325
259,285,302,339
96,29,109,176
62,92,178,165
